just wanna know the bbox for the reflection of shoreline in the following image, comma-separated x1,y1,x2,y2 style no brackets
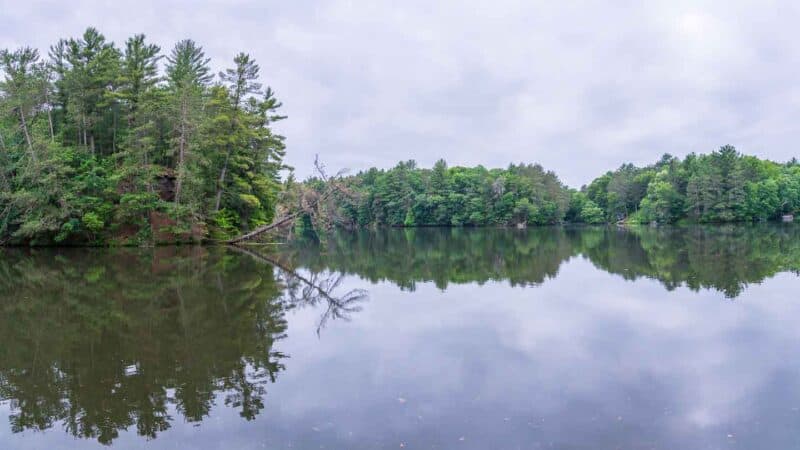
0,246,369,444
282,224,800,297
0,224,797,443
0,248,288,444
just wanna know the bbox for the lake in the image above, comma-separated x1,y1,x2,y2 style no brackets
1,225,800,449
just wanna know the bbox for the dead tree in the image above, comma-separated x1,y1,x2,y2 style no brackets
226,156,357,244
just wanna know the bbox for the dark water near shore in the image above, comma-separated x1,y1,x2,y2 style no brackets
1,225,800,449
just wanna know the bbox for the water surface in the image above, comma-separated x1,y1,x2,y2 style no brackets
1,225,800,449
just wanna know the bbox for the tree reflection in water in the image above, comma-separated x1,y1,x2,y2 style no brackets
231,245,368,336
0,246,364,444
0,224,799,443
284,224,800,298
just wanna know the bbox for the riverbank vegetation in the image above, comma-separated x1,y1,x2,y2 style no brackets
580,146,800,224
304,146,800,229
0,28,286,245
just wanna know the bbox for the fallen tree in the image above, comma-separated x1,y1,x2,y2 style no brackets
226,157,354,244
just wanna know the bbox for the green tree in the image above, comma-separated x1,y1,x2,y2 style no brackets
579,200,605,224
165,40,211,207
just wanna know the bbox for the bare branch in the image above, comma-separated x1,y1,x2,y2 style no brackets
226,157,357,244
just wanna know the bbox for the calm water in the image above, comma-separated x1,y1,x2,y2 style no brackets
1,225,800,449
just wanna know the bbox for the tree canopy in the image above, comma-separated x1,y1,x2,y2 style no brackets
299,159,571,229
0,28,286,245
297,146,800,231
580,146,800,224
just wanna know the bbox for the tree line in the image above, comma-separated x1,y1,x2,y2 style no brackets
0,27,286,245
304,146,800,229
301,159,572,229
579,146,800,224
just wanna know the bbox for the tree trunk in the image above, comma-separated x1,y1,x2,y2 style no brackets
175,98,188,205
43,86,55,143
82,115,88,148
213,95,242,213
226,166,344,244
18,109,35,161
0,132,7,188
47,108,54,143
226,209,302,243
112,107,117,153
213,150,231,212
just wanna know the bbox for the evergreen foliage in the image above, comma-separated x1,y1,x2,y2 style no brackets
582,146,800,224
0,28,286,245
313,159,571,228
305,146,800,229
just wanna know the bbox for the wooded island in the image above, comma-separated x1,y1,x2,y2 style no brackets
2,28,799,245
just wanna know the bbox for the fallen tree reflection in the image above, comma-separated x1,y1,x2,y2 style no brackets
230,245,368,335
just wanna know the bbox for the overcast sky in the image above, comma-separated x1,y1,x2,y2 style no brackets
2,0,799,187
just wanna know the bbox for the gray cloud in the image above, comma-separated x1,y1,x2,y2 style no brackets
2,0,799,186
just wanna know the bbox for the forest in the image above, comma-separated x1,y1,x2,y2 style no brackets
310,146,800,229
0,28,286,245
3,29,800,246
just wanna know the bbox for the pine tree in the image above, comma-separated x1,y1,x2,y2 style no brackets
213,53,262,213
0,47,42,161
166,40,211,207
